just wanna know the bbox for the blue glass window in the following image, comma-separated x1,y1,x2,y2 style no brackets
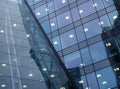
52,36,61,51
81,47,92,66
78,0,96,18
57,11,72,28
96,66,117,89
71,7,80,21
60,30,77,49
93,0,104,11
47,1,55,13
41,21,51,34
103,0,114,7
64,51,82,68
35,4,47,18
69,0,76,3
86,72,99,89
89,41,108,63
54,0,68,10
108,10,118,26
75,26,86,42
83,19,102,39
50,17,58,32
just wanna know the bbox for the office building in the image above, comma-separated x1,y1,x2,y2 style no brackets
0,0,77,89
27,0,120,89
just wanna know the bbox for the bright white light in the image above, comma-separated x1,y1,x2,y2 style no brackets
45,8,48,11
93,3,97,7
84,28,88,32
80,63,85,66
41,48,45,51
79,10,83,14
65,16,70,20
113,15,118,20
116,67,120,71
43,68,47,71
78,80,84,84
22,85,27,88
86,87,91,89
1,64,7,67
102,81,107,85
1,84,6,88
69,34,74,38
13,24,16,27
106,0,109,1
99,21,104,25
26,34,30,37
36,12,41,16
108,88,111,89
28,73,33,77
50,74,55,78
53,41,58,45
0,30,4,33
97,74,102,78
60,87,66,89
51,23,55,26
61,0,66,3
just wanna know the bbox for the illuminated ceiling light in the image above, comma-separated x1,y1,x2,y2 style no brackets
79,10,83,14
106,42,111,47
26,34,30,37
97,74,102,78
86,87,91,89
1,84,6,88
78,80,84,84
84,28,88,32
60,87,66,89
102,81,107,85
45,8,48,11
51,23,55,26
28,73,33,77
36,12,41,16
93,3,97,7
1,64,7,67
108,88,111,89
41,48,45,51
106,0,109,1
69,34,74,38
43,68,47,71
113,15,118,20
116,67,120,71
99,21,104,25
13,24,17,27
80,63,85,66
0,30,4,33
22,85,27,88
65,16,70,20
50,74,55,78
53,41,58,45
61,0,66,3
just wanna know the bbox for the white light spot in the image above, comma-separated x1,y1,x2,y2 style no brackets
53,41,58,45
1,84,6,88
97,74,102,78
1,64,7,67
93,3,97,7
102,81,107,85
26,34,30,37
86,87,91,89
84,28,88,32
113,15,118,20
13,24,17,27
28,73,33,77
36,12,41,16
22,85,27,88
43,68,47,71
69,34,74,38
78,80,84,84
61,0,66,3
45,8,48,11
0,30,4,33
79,10,83,14
99,21,104,25
51,23,55,26
50,74,55,78
65,16,70,20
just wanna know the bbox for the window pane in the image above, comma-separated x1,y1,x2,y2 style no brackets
93,0,104,11
41,21,51,34
60,30,77,49
50,17,58,32
96,66,118,89
64,51,82,68
103,0,114,7
71,7,80,21
57,11,72,28
83,19,102,39
89,41,108,63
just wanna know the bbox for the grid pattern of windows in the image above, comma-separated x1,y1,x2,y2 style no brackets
28,0,120,89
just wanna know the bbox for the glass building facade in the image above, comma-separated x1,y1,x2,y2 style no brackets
0,0,77,89
27,0,120,89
